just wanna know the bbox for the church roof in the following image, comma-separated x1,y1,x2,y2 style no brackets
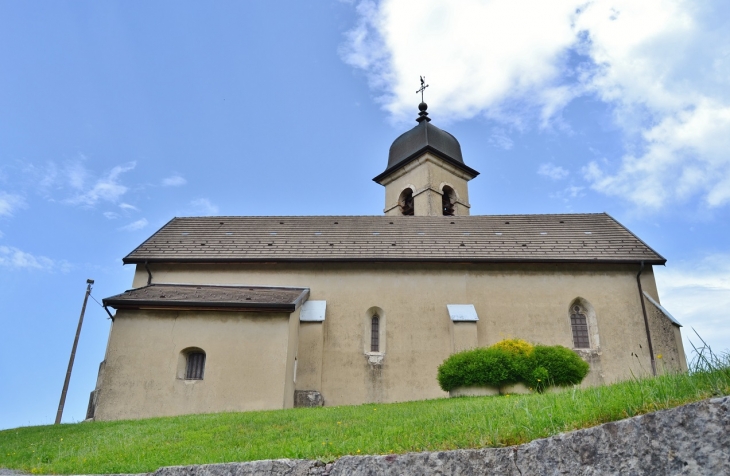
123,213,665,265
103,284,309,312
373,103,479,182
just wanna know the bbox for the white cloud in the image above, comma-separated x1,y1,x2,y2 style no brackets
190,198,219,216
488,128,514,150
103,211,120,220
119,218,148,232
550,185,585,203
162,175,187,187
119,203,138,211
655,254,730,355
0,245,70,272
65,162,136,207
28,156,90,195
343,0,730,210
0,192,26,217
538,163,570,180
342,0,580,124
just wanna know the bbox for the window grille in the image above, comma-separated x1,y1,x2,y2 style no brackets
570,305,590,349
185,352,206,380
371,314,380,352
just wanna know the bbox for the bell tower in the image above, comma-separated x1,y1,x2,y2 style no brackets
373,102,479,216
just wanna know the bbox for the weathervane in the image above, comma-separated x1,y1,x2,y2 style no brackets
416,76,429,102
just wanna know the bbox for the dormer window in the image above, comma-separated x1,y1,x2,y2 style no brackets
399,188,414,216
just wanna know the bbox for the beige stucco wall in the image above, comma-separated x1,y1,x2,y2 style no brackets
94,308,298,421
110,261,681,412
644,298,688,373
295,322,323,392
379,152,474,216
451,321,478,353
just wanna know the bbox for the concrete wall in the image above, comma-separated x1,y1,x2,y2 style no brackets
115,261,677,410
94,309,298,421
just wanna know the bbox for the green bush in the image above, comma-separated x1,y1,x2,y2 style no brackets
437,347,518,391
532,345,590,387
437,340,590,393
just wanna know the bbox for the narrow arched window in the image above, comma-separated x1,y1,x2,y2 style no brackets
570,305,590,349
442,186,455,216
370,314,380,352
399,189,414,216
185,351,206,380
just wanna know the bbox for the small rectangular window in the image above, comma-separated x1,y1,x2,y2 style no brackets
186,352,206,380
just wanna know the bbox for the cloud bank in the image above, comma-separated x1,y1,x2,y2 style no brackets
342,0,730,209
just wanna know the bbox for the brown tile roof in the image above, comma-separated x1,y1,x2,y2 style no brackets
103,284,309,313
123,213,665,265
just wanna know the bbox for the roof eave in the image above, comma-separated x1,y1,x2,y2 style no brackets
103,297,306,313
122,257,667,265
372,145,479,184
105,302,298,313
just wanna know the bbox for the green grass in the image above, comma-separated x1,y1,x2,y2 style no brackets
2,345,729,475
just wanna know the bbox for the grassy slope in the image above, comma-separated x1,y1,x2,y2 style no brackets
2,360,729,475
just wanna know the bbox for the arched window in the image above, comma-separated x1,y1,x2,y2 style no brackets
399,188,414,216
570,304,590,349
371,314,380,352
442,186,455,216
185,350,206,380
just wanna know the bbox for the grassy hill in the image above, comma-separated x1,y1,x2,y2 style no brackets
2,350,728,475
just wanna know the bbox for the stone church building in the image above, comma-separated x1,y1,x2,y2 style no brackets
92,103,686,421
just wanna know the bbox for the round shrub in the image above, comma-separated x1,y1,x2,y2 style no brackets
532,345,590,387
437,347,519,391
437,340,590,393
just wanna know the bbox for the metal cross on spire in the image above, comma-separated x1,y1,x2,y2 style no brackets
416,76,429,102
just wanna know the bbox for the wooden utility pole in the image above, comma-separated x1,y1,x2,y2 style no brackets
55,279,94,425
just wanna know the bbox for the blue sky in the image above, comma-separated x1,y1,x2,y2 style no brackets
1,0,728,430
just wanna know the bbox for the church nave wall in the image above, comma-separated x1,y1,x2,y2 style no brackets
126,261,667,408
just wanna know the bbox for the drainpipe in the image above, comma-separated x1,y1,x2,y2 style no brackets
103,305,115,321
145,261,153,286
636,261,657,376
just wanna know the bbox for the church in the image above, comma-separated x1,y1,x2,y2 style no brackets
90,101,686,421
